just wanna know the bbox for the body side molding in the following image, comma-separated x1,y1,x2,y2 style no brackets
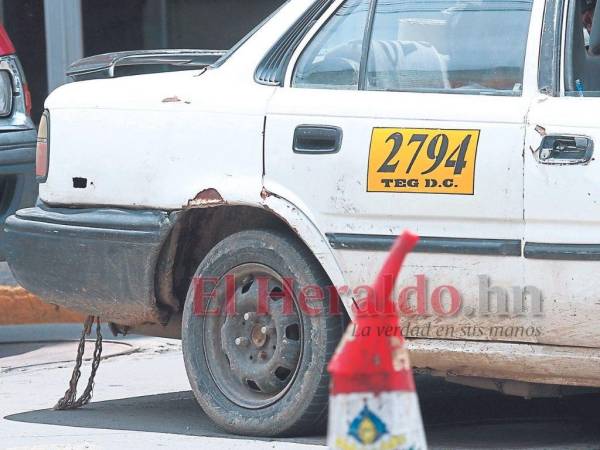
327,233,522,256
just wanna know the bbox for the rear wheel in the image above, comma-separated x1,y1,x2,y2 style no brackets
182,229,344,436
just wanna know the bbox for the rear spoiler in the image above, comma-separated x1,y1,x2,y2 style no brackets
66,49,227,81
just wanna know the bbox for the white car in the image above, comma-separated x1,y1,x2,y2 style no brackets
4,0,600,437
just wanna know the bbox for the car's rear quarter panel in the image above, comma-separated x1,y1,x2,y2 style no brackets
41,71,269,210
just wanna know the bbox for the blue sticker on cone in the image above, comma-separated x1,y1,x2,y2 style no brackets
349,406,389,445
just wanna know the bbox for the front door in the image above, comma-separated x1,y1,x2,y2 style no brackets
524,0,600,348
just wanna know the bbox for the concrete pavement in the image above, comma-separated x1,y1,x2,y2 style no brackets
0,324,323,450
1,324,600,449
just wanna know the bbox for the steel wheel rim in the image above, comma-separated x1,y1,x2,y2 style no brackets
201,263,304,409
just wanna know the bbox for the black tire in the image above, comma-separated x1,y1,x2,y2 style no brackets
182,229,344,436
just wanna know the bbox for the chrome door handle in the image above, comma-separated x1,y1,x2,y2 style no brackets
535,135,594,165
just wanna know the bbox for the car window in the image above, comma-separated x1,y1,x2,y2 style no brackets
292,0,370,90
564,0,600,96
366,0,533,95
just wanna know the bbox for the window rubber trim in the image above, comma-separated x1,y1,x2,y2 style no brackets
255,0,335,86
358,0,378,90
538,0,564,96
564,0,578,94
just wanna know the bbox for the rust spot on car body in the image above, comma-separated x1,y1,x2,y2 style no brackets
260,187,272,201
162,96,182,103
535,125,547,136
187,188,226,208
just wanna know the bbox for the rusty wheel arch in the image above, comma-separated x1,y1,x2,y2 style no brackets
153,203,333,321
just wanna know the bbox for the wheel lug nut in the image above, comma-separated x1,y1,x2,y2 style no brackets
261,326,272,335
244,312,254,321
235,337,250,347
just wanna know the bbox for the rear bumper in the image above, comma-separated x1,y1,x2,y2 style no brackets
0,128,37,260
3,205,175,324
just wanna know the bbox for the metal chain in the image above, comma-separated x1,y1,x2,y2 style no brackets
54,316,103,410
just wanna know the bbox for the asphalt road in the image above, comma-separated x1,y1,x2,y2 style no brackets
1,324,600,449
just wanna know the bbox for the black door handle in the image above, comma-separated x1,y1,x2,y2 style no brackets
293,125,342,154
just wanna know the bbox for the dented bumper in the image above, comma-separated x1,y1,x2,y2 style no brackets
0,128,37,261
3,204,174,324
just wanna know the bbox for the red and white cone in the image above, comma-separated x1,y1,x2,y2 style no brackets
327,231,427,450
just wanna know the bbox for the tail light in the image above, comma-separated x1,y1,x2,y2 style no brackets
36,110,50,182
0,70,12,116
0,26,15,56
0,25,15,117
23,83,32,115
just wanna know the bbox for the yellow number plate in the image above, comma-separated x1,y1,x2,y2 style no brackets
367,128,480,195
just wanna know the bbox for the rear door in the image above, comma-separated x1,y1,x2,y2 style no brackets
265,0,539,341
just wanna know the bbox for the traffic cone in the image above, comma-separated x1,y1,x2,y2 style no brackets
327,231,428,450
